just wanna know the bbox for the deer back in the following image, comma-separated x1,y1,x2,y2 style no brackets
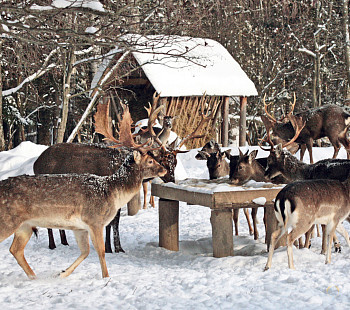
34,143,133,176
275,179,350,229
265,144,350,182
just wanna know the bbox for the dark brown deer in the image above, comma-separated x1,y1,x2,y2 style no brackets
262,94,350,163
264,179,350,270
0,107,167,279
195,140,256,238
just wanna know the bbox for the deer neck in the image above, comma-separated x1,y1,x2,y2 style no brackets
252,161,269,182
283,155,309,181
158,128,171,144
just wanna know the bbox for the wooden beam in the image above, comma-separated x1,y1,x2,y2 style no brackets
221,96,229,147
239,96,247,146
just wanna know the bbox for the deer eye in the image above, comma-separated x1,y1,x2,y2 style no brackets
148,159,154,164
238,165,243,170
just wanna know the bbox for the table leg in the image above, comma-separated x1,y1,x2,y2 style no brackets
210,209,234,258
159,198,179,251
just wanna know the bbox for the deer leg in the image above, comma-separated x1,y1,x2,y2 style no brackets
304,225,314,249
89,226,109,278
286,226,311,270
321,224,327,254
47,228,56,250
104,224,112,253
60,230,90,278
244,208,254,236
59,229,69,246
336,222,350,249
299,144,307,162
325,224,337,264
264,227,284,271
333,233,341,253
306,139,314,164
149,181,155,208
112,209,124,253
143,182,148,209
232,209,239,235
251,207,259,240
10,224,36,279
316,224,320,237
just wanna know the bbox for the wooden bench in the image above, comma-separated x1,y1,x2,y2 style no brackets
151,178,283,257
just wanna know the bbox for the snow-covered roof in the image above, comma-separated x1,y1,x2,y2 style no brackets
92,35,258,98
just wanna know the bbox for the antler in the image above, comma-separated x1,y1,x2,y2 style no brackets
94,101,153,150
94,100,119,144
282,114,305,148
263,94,277,123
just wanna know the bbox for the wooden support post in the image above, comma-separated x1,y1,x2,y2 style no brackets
127,192,141,216
210,209,234,257
239,96,247,147
221,96,229,147
265,204,286,250
159,198,179,251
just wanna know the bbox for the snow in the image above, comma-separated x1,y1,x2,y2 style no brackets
1,142,350,309
91,35,258,97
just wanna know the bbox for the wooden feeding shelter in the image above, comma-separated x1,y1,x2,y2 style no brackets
91,34,258,148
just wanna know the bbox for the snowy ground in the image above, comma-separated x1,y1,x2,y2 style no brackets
0,142,350,309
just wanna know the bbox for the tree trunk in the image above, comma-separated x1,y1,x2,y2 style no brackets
56,46,75,143
343,0,350,102
0,41,5,151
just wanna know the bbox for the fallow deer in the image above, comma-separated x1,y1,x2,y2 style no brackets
0,107,167,279
262,94,350,163
262,127,350,252
264,179,350,270
195,140,255,238
33,143,133,253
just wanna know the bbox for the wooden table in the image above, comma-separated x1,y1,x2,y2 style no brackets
151,178,283,258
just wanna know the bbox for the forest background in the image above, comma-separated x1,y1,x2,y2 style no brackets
1,0,350,150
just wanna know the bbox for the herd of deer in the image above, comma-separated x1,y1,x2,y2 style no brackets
2,93,350,279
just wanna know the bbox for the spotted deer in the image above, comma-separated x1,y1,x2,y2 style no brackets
0,108,167,279
264,179,350,270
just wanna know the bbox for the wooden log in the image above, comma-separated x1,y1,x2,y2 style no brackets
239,96,247,146
127,192,141,216
159,198,179,251
221,96,229,147
210,209,234,257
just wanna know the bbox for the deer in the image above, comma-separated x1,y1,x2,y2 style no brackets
0,107,167,279
264,178,350,270
140,93,214,210
262,123,350,252
34,142,133,253
195,140,257,239
262,94,350,164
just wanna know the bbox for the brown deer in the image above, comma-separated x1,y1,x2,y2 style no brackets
264,179,350,270
34,143,133,253
263,127,350,252
0,108,167,279
262,94,350,163
195,140,256,238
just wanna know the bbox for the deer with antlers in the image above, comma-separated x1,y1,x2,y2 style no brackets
139,93,215,209
261,94,350,163
0,107,167,279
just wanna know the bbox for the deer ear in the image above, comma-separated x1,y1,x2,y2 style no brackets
248,150,258,163
238,148,243,157
133,150,142,164
275,144,283,157
197,151,210,160
224,149,231,159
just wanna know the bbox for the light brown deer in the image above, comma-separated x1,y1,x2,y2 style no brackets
265,179,350,270
0,108,167,279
